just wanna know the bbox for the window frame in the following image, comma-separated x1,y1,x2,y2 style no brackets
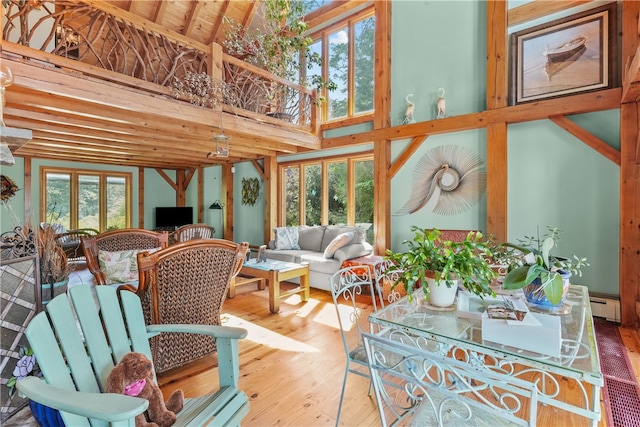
308,6,375,126
40,167,132,231
278,152,373,228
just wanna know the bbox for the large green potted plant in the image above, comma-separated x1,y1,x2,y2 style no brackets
501,227,589,307
222,0,336,107
385,226,497,306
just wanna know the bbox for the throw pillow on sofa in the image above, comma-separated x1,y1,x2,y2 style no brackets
323,231,355,258
274,226,301,250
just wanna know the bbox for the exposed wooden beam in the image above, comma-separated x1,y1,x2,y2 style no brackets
153,0,169,26
198,166,204,222
251,160,266,181
372,0,391,255
208,0,231,45
24,157,32,225
486,0,508,110
138,167,144,228
549,115,621,165
486,122,507,241
241,0,258,28
184,1,205,38
322,88,621,149
305,1,370,30
264,157,277,244
155,169,178,191
507,0,591,28
389,135,427,179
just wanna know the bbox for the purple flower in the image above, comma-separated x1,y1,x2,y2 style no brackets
12,354,36,379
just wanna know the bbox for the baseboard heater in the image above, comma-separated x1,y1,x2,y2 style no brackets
589,292,621,323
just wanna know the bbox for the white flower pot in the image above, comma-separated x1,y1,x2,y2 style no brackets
426,276,459,307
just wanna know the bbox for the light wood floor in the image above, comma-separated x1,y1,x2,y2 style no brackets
159,284,640,427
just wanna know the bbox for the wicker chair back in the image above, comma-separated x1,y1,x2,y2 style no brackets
137,239,249,373
81,228,169,286
174,223,216,243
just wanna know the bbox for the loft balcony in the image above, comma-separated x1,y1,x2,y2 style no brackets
1,0,321,169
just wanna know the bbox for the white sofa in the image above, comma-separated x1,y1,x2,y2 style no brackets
265,225,373,291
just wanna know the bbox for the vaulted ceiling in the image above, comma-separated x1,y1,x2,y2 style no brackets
104,0,260,48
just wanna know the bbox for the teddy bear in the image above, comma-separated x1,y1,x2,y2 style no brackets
105,352,184,427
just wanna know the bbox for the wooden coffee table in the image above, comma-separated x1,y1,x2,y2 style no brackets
239,259,310,313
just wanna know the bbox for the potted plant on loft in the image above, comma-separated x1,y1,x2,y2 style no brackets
501,226,589,309
384,226,497,307
222,0,336,113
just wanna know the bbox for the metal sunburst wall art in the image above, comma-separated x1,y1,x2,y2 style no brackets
395,145,486,216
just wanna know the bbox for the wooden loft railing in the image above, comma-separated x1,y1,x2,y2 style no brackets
1,0,319,132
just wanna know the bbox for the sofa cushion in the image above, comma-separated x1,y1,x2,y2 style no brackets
297,226,326,252
321,226,363,251
298,253,341,275
273,226,301,250
323,231,355,258
334,242,374,264
263,249,313,263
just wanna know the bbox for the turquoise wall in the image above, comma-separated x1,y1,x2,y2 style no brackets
233,161,265,246
2,1,621,297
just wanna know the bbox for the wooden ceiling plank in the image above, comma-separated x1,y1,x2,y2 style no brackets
7,103,273,160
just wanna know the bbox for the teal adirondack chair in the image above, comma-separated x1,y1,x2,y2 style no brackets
16,285,250,427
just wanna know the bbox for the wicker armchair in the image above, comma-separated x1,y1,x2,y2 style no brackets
54,228,99,261
170,223,216,244
81,228,169,286
136,239,249,373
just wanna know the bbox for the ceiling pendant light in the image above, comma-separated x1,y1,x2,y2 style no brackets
208,111,230,158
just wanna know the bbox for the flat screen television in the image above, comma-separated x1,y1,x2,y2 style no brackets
155,207,193,229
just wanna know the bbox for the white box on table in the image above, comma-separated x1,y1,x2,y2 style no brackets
481,311,562,358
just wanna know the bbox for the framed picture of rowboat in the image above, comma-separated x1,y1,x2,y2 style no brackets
509,2,617,105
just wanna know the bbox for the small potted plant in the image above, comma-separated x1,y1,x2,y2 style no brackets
384,226,496,307
501,226,589,307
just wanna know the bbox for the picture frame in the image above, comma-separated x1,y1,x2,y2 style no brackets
509,2,617,105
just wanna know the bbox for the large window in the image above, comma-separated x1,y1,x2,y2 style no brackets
308,8,375,122
281,154,374,242
41,168,132,231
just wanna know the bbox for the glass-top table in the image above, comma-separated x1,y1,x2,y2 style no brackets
369,284,603,425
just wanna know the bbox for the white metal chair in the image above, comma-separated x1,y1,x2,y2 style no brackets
362,332,539,427
328,265,384,426
372,258,405,306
